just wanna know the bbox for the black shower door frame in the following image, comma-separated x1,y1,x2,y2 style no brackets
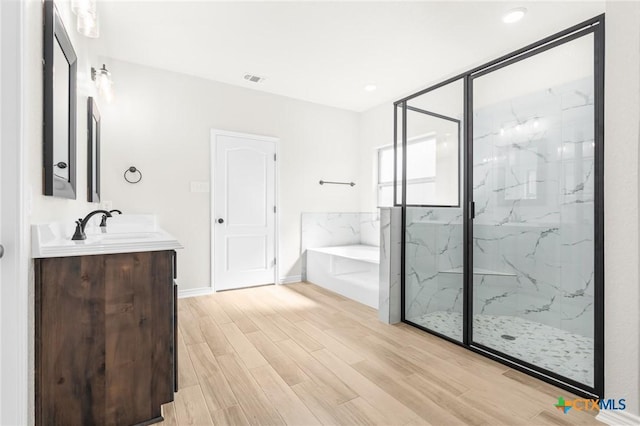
395,14,605,399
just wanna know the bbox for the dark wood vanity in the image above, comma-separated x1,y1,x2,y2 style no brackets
35,250,178,426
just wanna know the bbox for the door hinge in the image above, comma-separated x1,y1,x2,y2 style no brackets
273,206,276,213
274,153,277,161
470,201,476,220
274,258,277,265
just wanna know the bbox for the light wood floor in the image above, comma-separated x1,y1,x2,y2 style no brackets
161,283,600,426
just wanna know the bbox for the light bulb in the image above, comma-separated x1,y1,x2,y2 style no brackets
97,73,109,90
97,79,113,103
102,87,113,103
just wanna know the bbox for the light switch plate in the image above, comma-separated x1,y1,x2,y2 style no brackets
190,181,210,193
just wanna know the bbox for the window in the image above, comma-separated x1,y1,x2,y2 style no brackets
377,136,438,207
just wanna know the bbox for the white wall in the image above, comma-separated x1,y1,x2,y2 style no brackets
603,0,640,418
99,59,361,291
358,102,394,211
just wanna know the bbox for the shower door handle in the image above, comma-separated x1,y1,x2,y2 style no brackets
469,201,475,220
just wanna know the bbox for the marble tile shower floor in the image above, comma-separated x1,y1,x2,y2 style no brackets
408,311,594,387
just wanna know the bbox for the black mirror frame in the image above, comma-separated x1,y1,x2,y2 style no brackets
43,0,77,198
87,97,101,202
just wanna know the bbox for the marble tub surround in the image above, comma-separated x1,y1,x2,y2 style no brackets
360,214,381,246
300,212,380,279
378,207,402,324
300,212,380,251
306,245,379,308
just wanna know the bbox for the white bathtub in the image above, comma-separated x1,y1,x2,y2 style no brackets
306,244,379,308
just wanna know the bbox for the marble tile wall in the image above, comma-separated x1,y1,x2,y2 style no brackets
404,207,464,340
472,76,595,338
403,77,596,340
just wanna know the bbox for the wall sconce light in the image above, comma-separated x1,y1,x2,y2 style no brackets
91,64,113,102
71,0,99,38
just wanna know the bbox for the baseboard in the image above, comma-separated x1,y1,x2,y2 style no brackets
178,286,214,298
596,410,640,425
279,275,302,284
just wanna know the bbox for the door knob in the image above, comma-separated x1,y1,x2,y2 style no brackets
0,244,4,259
217,218,224,224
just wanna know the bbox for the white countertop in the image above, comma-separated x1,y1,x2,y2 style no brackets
32,214,183,258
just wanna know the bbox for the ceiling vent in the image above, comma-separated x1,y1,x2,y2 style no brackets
244,74,266,83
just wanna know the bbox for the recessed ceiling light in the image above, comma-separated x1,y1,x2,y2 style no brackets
502,7,527,24
364,84,377,92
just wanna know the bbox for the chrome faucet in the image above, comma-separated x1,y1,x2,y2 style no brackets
71,210,113,241
99,209,122,227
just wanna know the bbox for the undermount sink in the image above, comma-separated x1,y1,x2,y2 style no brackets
32,214,183,258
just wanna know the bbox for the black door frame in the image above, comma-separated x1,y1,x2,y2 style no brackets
396,14,605,399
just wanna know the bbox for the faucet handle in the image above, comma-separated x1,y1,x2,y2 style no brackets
72,220,87,241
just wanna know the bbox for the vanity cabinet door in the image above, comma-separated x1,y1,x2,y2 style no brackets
36,255,107,425
104,251,174,424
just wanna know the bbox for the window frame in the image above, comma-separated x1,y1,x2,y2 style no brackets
377,133,442,208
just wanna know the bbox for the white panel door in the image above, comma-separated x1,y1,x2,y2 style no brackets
213,132,276,291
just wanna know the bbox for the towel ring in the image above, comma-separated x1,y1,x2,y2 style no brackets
124,166,142,184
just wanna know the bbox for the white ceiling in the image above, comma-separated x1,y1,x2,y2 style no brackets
96,1,605,112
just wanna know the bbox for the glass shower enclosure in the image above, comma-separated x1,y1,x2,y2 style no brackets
397,16,604,398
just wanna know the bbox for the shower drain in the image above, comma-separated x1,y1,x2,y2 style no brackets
501,334,516,341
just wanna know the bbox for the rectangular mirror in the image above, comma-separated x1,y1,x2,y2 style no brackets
87,97,100,202
43,0,77,198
